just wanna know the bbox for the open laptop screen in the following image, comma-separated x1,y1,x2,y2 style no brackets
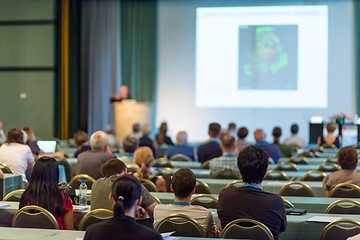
37,140,57,154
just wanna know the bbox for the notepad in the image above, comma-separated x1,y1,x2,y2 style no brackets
0,203,10,209
306,216,342,223
73,205,89,212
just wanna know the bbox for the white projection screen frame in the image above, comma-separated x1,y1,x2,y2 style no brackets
196,6,328,108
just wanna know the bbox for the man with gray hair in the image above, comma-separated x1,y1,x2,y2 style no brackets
165,131,195,161
118,134,139,165
77,131,116,180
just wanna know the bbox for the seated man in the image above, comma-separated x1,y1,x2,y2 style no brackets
218,146,287,240
77,131,116,180
197,123,222,163
254,128,281,163
209,134,239,178
91,159,158,217
284,123,306,148
118,134,139,166
153,168,219,237
166,131,195,161
73,130,91,158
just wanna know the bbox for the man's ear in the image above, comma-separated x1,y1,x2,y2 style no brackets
191,188,196,195
137,196,143,206
170,184,174,192
124,168,128,174
109,193,115,204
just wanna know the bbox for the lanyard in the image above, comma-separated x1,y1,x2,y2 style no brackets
242,183,261,189
173,201,191,206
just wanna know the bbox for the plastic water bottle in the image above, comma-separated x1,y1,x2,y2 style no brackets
79,180,87,206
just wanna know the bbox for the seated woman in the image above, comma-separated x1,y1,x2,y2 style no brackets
19,157,74,230
134,147,166,192
84,175,162,240
0,128,34,186
317,122,341,148
155,122,174,146
322,146,360,197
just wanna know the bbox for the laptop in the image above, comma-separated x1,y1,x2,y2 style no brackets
37,140,57,154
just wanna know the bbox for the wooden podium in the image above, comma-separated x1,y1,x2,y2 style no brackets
113,100,152,142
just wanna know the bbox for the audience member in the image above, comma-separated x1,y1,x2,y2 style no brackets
218,146,287,240
134,147,166,192
91,159,158,217
284,123,306,148
0,128,34,185
23,127,65,159
323,146,360,197
73,130,91,158
77,131,116,180
19,157,74,230
197,123,222,163
210,134,239,178
0,121,6,144
254,128,281,163
165,131,195,161
139,124,157,157
236,127,250,154
227,122,237,139
153,168,219,237
272,127,293,157
105,125,120,147
318,122,342,148
84,175,162,240
133,123,142,139
155,122,174,146
118,134,139,165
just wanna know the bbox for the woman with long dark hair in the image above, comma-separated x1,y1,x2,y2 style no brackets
19,157,74,230
84,175,161,240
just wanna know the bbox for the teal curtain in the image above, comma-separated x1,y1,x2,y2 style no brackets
121,0,157,102
356,0,360,114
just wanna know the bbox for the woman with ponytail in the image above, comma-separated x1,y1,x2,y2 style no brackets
84,175,162,240
133,147,166,192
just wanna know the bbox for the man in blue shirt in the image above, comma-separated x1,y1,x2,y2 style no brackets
197,123,222,163
254,128,281,163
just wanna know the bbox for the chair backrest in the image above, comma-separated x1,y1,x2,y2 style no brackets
156,167,175,176
264,170,289,181
154,214,205,237
141,179,158,192
321,143,337,149
289,156,308,165
317,163,340,172
126,165,139,174
0,163,13,173
225,180,243,189
329,183,360,198
212,168,239,179
57,160,73,183
325,199,360,214
283,199,295,209
3,189,25,202
150,193,161,204
275,162,298,171
12,205,59,229
300,171,327,181
191,194,218,209
152,159,174,168
221,218,274,240
195,179,211,194
296,151,315,158
170,154,191,162
69,174,95,189
326,158,338,164
320,219,360,240
79,208,113,231
279,181,315,197
201,160,211,169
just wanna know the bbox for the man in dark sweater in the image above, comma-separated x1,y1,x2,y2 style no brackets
217,146,287,240
197,122,222,163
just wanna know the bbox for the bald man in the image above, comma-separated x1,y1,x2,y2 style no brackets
254,129,281,163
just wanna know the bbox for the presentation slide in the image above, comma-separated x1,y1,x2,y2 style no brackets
196,6,328,108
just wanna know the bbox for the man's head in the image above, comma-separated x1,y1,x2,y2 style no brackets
122,134,139,154
176,131,188,145
90,131,109,151
171,168,196,199
337,146,358,170
141,124,151,136
237,146,268,184
220,134,236,154
101,159,127,178
237,127,249,140
228,122,236,131
120,85,129,98
74,130,88,146
208,122,221,139
290,124,299,135
133,123,141,133
254,129,266,143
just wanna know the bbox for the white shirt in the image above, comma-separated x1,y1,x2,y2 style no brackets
284,135,306,148
0,143,34,182
0,130,6,144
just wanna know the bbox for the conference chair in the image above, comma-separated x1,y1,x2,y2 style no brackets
296,151,315,158
279,181,315,197
12,205,59,229
152,158,174,168
317,163,340,172
126,165,139,174
191,194,218,209
156,167,175,176
275,162,298,171
329,183,360,198
150,193,161,204
211,168,240,179
79,208,113,231
221,218,274,240
195,179,211,194
3,189,25,202
320,219,360,240
0,163,12,173
69,174,95,189
288,156,308,165
201,160,211,169
57,159,73,183
154,214,205,237
283,199,295,209
321,143,337,149
225,180,243,189
326,158,338,164
264,170,289,181
141,179,158,192
300,171,327,181
325,199,360,214
170,154,192,162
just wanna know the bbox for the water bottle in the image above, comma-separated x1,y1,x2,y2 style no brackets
79,180,87,206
